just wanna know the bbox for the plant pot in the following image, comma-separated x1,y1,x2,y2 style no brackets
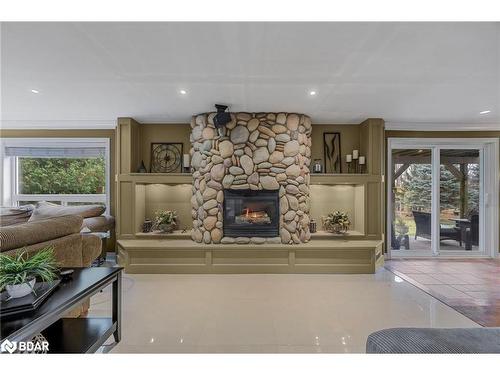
324,222,349,234
5,278,36,299
158,223,175,233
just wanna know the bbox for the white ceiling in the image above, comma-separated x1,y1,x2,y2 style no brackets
1,22,499,129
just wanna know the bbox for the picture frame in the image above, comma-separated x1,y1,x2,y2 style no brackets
323,132,342,173
150,142,184,173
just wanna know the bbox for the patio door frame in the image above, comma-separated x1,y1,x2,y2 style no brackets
387,137,499,259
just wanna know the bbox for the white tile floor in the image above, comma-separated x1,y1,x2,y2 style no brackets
89,268,478,353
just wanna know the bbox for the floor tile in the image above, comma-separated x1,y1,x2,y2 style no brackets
385,258,500,326
89,268,478,353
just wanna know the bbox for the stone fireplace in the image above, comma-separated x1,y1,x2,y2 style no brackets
190,112,312,244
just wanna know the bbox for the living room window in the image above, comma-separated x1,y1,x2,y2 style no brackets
1,138,110,211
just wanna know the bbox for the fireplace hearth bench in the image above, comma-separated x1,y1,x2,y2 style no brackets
117,235,383,274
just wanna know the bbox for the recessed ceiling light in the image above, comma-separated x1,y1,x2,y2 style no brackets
309,90,317,96
479,110,491,115
179,89,187,95
30,89,39,94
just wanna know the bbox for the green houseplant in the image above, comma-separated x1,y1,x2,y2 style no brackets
0,247,58,299
322,211,351,234
154,209,178,233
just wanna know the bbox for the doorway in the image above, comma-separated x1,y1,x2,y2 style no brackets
387,138,499,258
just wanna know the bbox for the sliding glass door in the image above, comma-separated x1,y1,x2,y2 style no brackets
388,139,498,258
391,148,433,255
439,149,481,252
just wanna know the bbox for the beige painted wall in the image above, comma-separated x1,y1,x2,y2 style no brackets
309,184,365,233
139,122,367,174
139,123,191,172
141,183,192,232
310,124,360,173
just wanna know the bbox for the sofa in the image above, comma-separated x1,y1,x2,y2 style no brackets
0,202,115,234
0,214,101,267
1,202,115,254
366,327,500,353
0,205,111,317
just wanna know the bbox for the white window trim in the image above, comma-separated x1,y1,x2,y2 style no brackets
1,138,110,213
386,137,499,259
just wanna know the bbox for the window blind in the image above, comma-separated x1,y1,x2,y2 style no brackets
4,147,105,158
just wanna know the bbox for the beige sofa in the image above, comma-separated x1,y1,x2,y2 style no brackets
0,214,101,267
0,214,103,317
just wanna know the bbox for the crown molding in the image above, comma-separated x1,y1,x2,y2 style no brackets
386,122,500,131
0,120,116,130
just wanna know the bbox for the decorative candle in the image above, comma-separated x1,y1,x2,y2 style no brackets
359,156,366,165
346,154,352,163
183,154,190,168
352,150,359,159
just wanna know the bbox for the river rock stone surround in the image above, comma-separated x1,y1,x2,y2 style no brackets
190,112,312,244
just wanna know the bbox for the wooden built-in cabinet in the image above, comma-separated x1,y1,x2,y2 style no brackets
115,117,385,273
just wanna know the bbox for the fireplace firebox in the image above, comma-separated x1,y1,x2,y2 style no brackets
223,189,280,237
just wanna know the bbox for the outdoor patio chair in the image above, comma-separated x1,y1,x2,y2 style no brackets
412,211,462,245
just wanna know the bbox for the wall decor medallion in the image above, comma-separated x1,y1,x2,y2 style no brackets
323,132,341,173
150,143,183,173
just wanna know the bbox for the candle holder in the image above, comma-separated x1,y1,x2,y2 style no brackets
358,156,366,174
347,161,353,173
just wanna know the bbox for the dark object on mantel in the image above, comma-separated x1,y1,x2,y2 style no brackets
0,280,61,318
142,218,153,233
309,219,317,233
137,160,147,173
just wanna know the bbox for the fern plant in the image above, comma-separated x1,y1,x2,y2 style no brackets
0,247,58,291
154,210,178,233
323,211,351,234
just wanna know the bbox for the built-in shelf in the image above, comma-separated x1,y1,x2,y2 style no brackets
41,318,115,353
119,173,192,184
310,230,365,240
310,173,381,185
122,173,380,186
135,230,191,239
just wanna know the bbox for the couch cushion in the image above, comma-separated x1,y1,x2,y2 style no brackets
0,215,83,252
83,215,115,232
0,205,35,227
29,201,105,222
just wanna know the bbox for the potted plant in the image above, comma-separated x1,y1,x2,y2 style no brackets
154,209,178,233
0,247,58,299
322,211,351,234
394,216,410,249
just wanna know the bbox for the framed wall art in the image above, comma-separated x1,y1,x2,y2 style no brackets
150,142,184,173
323,132,342,173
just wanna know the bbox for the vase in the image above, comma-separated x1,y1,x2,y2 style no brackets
330,224,348,234
6,278,36,299
158,223,175,233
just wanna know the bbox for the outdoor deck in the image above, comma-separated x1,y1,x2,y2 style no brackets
396,237,479,252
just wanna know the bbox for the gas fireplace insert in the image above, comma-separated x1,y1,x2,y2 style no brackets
223,189,280,237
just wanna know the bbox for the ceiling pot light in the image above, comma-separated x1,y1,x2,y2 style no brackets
309,90,317,96
479,110,491,115
30,89,39,94
179,89,187,95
